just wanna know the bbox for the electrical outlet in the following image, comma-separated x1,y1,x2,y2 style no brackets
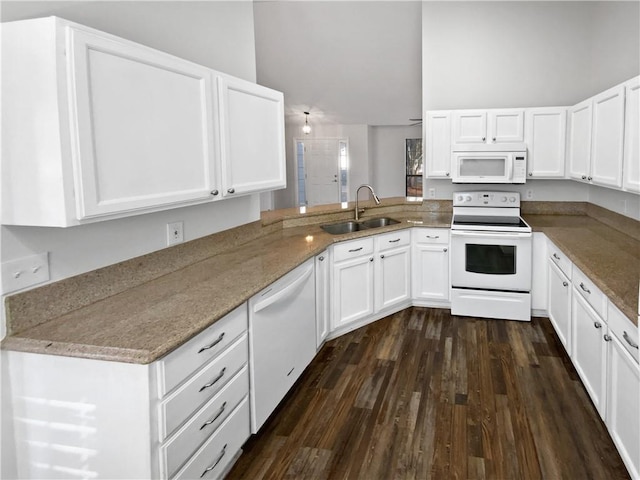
1,252,50,294
428,188,436,199
167,221,184,246
526,189,533,199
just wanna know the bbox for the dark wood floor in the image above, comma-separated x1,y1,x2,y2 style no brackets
227,307,629,479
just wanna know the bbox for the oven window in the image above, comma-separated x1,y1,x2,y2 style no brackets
459,157,506,177
466,244,516,275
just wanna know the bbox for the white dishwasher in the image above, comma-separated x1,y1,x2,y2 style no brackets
248,258,317,433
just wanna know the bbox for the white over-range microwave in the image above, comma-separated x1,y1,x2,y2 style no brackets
451,143,527,184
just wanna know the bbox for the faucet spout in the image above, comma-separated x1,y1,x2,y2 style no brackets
355,184,381,221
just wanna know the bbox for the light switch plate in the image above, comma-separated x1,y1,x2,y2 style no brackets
1,252,50,294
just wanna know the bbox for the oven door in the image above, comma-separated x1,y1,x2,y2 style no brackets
452,152,512,183
450,230,532,292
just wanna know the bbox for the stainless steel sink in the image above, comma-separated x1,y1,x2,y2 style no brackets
321,217,400,235
321,221,370,235
360,217,400,228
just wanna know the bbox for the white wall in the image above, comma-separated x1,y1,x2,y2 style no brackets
0,1,260,333
370,125,423,198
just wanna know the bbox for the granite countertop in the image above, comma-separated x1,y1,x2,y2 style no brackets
2,205,638,365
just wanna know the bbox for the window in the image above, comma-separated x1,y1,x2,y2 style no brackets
405,138,423,198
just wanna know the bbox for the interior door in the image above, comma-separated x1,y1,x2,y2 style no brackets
298,139,341,206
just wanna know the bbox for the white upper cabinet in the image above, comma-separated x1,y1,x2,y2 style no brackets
524,107,567,178
623,77,640,193
68,27,220,219
567,99,593,182
424,111,451,178
568,84,625,189
590,85,625,188
218,76,286,197
452,109,524,144
1,17,285,227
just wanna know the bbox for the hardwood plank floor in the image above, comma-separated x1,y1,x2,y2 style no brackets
227,308,630,479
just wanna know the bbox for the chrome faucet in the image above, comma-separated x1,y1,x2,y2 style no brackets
355,184,381,221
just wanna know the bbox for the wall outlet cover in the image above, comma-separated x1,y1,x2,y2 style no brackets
167,221,184,246
1,252,50,294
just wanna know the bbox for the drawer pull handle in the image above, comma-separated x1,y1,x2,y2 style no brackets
349,247,363,252
426,235,440,239
553,253,561,260
199,367,226,392
200,444,226,478
200,402,227,430
594,321,602,329
388,238,401,243
623,331,639,349
562,281,568,287
579,282,591,294
604,334,612,342
197,333,225,354
287,367,295,376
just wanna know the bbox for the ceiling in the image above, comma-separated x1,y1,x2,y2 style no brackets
253,1,422,126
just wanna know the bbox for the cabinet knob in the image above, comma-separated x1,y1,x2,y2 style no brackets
581,175,587,180
443,248,448,252
562,281,568,287
211,189,219,196
369,257,374,262
492,137,496,142
588,176,592,181
604,334,612,342
528,172,533,177
318,256,324,262
446,172,450,177
482,137,486,142
594,321,602,329
380,254,385,259
227,188,235,194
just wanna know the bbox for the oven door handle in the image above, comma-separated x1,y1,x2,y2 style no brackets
450,230,532,239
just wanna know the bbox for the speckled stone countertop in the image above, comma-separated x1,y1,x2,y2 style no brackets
2,200,638,365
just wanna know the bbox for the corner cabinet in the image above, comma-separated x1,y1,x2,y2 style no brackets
218,76,286,197
1,17,285,227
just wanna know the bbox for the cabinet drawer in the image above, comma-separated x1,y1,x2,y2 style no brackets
332,237,374,262
548,240,572,279
412,228,449,245
608,303,639,363
159,334,248,439
158,304,247,397
160,367,249,478
573,267,607,320
376,230,410,252
173,397,250,480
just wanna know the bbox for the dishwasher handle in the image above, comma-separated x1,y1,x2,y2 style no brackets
252,263,314,313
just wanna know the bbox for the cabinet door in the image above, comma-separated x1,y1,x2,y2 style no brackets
68,27,219,219
525,107,567,178
332,255,374,330
606,334,640,480
375,245,411,311
411,243,449,302
548,260,571,354
567,99,593,182
488,109,524,143
315,251,330,348
452,110,487,143
425,111,452,178
623,77,640,193
219,76,286,197
591,85,625,188
572,290,607,418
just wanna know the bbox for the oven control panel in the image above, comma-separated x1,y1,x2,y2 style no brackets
453,191,520,207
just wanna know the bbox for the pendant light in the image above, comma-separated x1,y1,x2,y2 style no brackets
302,111,311,135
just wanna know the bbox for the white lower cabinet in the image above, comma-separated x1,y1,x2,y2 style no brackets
411,228,449,305
4,304,250,479
374,231,411,311
547,259,572,354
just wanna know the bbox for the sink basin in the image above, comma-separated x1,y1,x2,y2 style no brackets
360,217,400,228
321,217,400,235
321,221,369,235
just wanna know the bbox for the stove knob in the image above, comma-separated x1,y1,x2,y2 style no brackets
456,195,464,203
509,196,516,203
501,196,507,202
465,195,472,202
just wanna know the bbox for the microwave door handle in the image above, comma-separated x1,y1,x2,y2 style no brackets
506,156,513,181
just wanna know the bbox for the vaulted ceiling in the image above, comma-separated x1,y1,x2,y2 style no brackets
253,1,422,126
